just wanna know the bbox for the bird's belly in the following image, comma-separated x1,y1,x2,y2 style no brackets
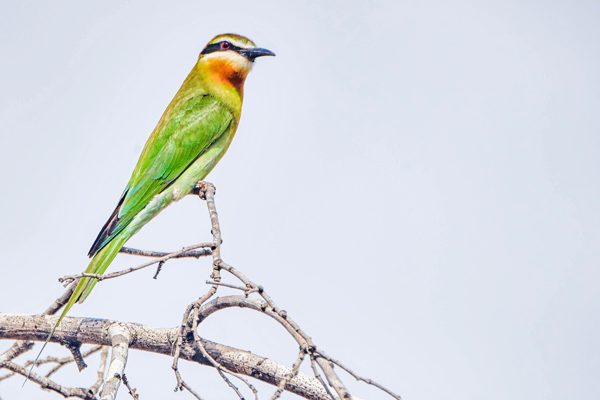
170,144,228,201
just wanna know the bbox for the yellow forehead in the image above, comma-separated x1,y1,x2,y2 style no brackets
208,33,256,49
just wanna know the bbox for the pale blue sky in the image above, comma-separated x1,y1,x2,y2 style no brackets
1,1,599,399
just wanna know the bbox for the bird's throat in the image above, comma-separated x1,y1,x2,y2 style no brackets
203,58,248,94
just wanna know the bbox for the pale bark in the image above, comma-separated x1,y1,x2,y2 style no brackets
0,313,329,400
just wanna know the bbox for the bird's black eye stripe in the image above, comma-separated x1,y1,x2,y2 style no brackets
200,43,221,54
201,41,244,55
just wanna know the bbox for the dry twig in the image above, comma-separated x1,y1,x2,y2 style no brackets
0,181,400,400
89,347,108,394
0,313,330,400
120,246,212,259
58,242,214,286
47,346,104,378
2,360,94,400
99,324,131,400
121,373,140,399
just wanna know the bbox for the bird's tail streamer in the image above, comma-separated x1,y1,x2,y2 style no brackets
25,236,127,384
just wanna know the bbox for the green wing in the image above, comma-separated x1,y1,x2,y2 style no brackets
88,94,233,256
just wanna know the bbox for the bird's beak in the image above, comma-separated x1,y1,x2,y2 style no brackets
241,47,276,61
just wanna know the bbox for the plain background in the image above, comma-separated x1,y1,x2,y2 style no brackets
1,1,599,399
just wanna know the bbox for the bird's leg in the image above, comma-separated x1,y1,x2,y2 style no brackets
191,181,215,199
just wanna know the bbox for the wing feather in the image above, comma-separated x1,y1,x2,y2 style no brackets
88,94,233,256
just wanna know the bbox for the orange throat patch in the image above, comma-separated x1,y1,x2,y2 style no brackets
205,58,248,94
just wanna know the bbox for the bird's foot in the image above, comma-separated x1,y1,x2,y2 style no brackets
192,181,215,199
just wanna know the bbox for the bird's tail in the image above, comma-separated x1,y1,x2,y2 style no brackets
59,233,128,327
27,235,128,382
76,234,128,304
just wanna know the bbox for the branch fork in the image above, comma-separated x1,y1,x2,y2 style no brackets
0,182,400,400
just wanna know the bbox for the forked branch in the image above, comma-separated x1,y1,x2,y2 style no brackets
0,182,400,400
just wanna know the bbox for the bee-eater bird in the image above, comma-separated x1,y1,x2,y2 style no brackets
42,33,273,350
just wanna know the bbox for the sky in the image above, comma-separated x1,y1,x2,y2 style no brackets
1,1,599,399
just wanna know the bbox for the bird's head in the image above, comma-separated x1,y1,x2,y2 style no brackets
198,33,274,93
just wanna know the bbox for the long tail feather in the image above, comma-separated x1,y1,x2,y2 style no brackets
77,235,128,303
26,234,128,382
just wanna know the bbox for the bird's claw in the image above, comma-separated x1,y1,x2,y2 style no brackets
192,181,215,199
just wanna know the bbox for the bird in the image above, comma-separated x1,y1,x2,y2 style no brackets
34,33,274,365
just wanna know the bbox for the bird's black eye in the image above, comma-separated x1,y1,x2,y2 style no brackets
220,41,231,50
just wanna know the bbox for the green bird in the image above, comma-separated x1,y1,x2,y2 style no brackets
43,33,274,349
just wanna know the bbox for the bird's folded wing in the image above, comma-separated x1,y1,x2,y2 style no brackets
88,94,233,256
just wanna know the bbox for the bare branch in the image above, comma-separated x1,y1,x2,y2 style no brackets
152,260,164,279
183,182,358,400
0,341,34,366
99,324,131,400
0,313,330,400
205,280,251,293
192,302,258,400
89,347,108,394
62,340,87,372
271,348,306,400
187,182,258,399
0,342,35,382
316,359,352,400
1,181,399,400
58,242,214,286
46,346,104,378
1,360,94,399
0,345,104,383
0,286,81,379
317,351,402,400
120,245,212,259
0,282,77,370
121,374,140,399
310,357,338,400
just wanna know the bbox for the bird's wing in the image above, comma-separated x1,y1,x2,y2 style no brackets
88,94,233,256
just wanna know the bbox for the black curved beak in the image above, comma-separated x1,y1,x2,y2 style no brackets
241,47,276,61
